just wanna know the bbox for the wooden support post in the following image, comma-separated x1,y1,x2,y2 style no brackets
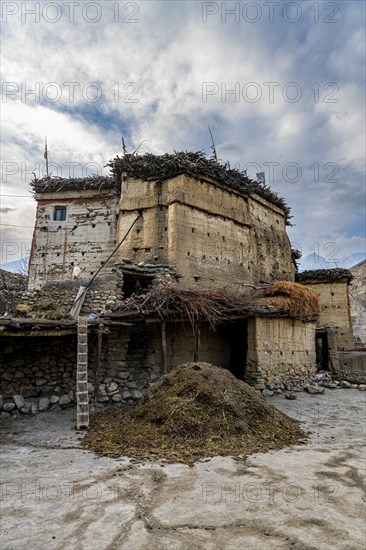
70,286,87,319
161,321,167,374
193,324,200,362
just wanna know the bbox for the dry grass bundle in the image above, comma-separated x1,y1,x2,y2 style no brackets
121,283,247,328
258,281,320,320
82,363,306,464
28,299,69,320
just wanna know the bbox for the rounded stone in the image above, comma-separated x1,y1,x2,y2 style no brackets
38,397,50,411
59,395,71,406
13,395,25,410
98,396,110,403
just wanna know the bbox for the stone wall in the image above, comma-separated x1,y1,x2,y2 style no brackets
28,189,119,289
245,317,317,391
301,281,354,351
0,324,159,416
0,337,77,396
19,270,123,317
116,174,295,294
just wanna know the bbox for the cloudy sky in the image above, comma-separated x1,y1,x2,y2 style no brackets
1,0,365,268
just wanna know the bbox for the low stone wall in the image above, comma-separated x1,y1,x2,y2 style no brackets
19,270,124,317
0,337,77,396
0,324,162,417
338,352,366,384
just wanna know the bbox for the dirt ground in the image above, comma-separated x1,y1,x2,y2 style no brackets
0,389,365,550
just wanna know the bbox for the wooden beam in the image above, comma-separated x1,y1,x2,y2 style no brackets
0,330,76,337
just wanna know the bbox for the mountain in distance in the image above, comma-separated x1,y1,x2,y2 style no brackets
0,257,29,274
339,252,366,268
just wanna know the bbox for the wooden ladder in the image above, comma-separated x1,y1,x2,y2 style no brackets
76,316,89,429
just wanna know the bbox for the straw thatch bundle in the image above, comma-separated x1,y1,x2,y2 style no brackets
120,283,248,327
258,281,320,320
30,175,118,194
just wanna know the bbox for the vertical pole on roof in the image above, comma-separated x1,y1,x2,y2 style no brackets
44,136,49,176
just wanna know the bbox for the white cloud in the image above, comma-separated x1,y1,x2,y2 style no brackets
1,0,365,261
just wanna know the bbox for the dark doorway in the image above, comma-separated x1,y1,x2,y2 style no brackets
123,274,151,298
229,320,248,380
316,330,329,371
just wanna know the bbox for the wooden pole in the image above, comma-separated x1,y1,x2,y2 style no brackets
161,321,167,374
193,324,200,362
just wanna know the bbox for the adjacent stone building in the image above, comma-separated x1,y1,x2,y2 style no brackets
296,269,354,351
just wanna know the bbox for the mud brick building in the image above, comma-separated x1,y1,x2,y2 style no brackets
296,269,354,352
296,268,365,383
28,153,295,293
0,152,363,415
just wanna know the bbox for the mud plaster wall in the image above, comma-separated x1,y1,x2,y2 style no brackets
338,351,366,384
162,322,231,369
28,190,119,289
301,281,354,351
245,317,317,387
117,174,295,294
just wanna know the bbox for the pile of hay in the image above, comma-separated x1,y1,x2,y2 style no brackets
82,363,306,464
119,283,249,327
258,281,320,320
